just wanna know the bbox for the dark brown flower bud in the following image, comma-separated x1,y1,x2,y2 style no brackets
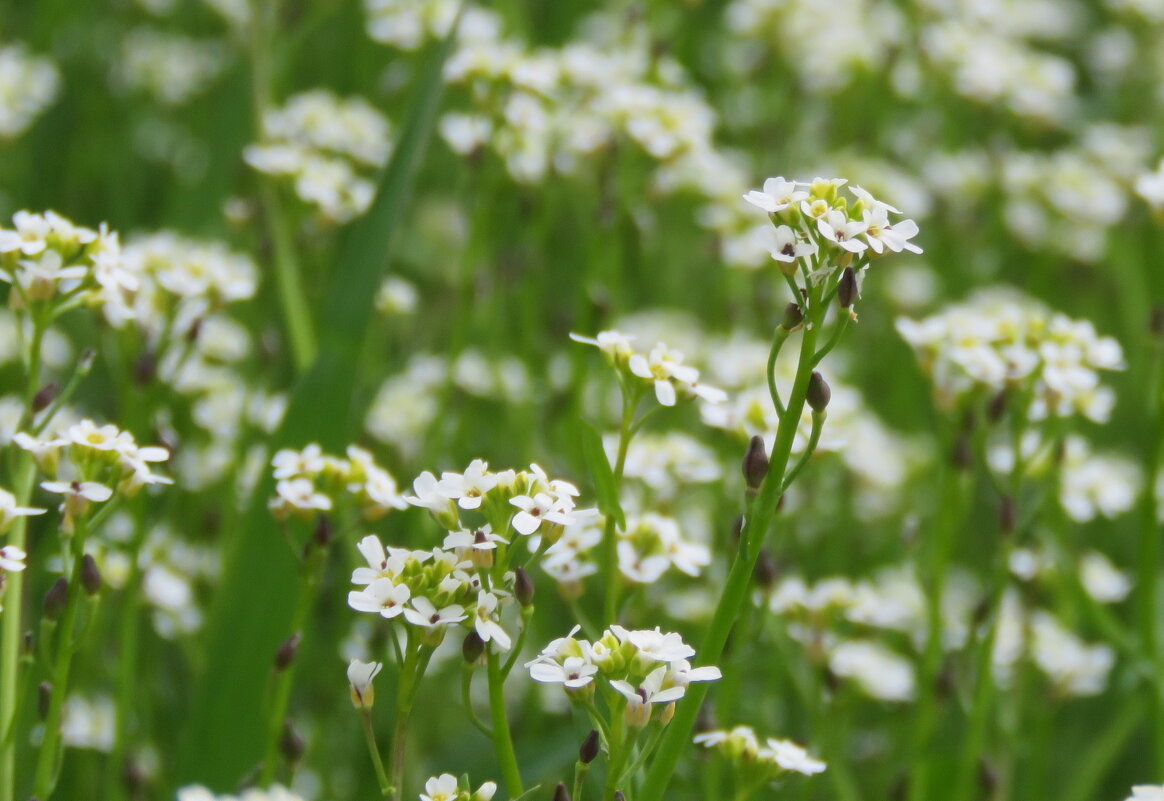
754,549,778,589
186,318,203,344
43,578,68,621
38,682,51,720
1152,306,1164,338
952,434,972,471
552,783,571,801
313,514,332,548
32,382,57,413
807,371,831,412
781,302,803,331
80,554,101,596
280,720,305,764
122,755,148,796
742,435,769,490
838,267,858,308
274,632,301,672
999,494,1016,535
133,351,156,386
463,631,485,663
22,631,33,657
613,792,626,801
987,389,1008,423
579,729,600,764
514,567,535,607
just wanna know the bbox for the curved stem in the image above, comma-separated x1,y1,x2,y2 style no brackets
361,709,393,800
461,668,493,738
486,647,523,798
766,328,791,417
780,410,825,492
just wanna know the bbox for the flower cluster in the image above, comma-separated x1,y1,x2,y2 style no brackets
244,90,393,222
16,420,171,524
571,330,726,407
743,176,922,266
347,533,512,649
112,28,229,106
0,211,136,324
526,625,720,727
896,288,1125,422
418,773,497,801
694,725,826,778
267,444,407,522
0,43,59,138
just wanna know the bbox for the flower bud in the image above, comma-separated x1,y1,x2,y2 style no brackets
659,702,676,726
838,267,858,308
613,792,626,801
754,549,778,590
133,351,156,386
186,317,203,344
987,389,1007,423
38,681,51,720
552,783,571,801
462,631,486,664
514,567,534,607
280,720,305,764
999,495,1016,535
347,659,382,709
807,371,831,412
314,514,333,548
43,577,68,621
579,729,600,764
80,554,101,596
742,435,769,490
32,382,57,414
274,632,301,672
781,302,803,331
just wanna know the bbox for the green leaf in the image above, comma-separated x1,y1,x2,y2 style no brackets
175,26,459,790
578,419,625,530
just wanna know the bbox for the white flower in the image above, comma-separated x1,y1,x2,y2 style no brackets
761,738,827,775
817,209,869,254
528,655,598,688
1127,787,1164,801
41,480,114,503
348,577,411,618
610,625,696,663
763,224,817,264
420,774,460,801
0,544,27,572
403,596,467,629
347,658,382,708
0,487,45,531
743,176,808,213
472,590,511,650
569,330,635,362
436,459,497,510
610,665,686,727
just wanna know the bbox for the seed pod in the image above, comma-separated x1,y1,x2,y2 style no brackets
807,371,831,412
742,436,769,490
274,632,301,672
552,783,571,801
43,578,68,622
32,382,58,413
838,267,858,308
579,729,600,764
514,567,535,607
781,302,804,331
463,631,485,663
80,554,101,596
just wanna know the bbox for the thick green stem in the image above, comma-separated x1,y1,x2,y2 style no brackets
637,284,825,801
486,648,523,797
388,640,433,801
33,518,90,800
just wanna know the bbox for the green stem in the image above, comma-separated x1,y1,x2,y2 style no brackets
601,391,637,624
907,456,967,801
637,280,826,801
572,760,589,801
259,549,324,786
1137,331,1164,774
766,327,791,416
486,647,523,797
780,410,825,492
361,709,393,800
33,517,90,800
248,0,316,372
461,668,493,738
